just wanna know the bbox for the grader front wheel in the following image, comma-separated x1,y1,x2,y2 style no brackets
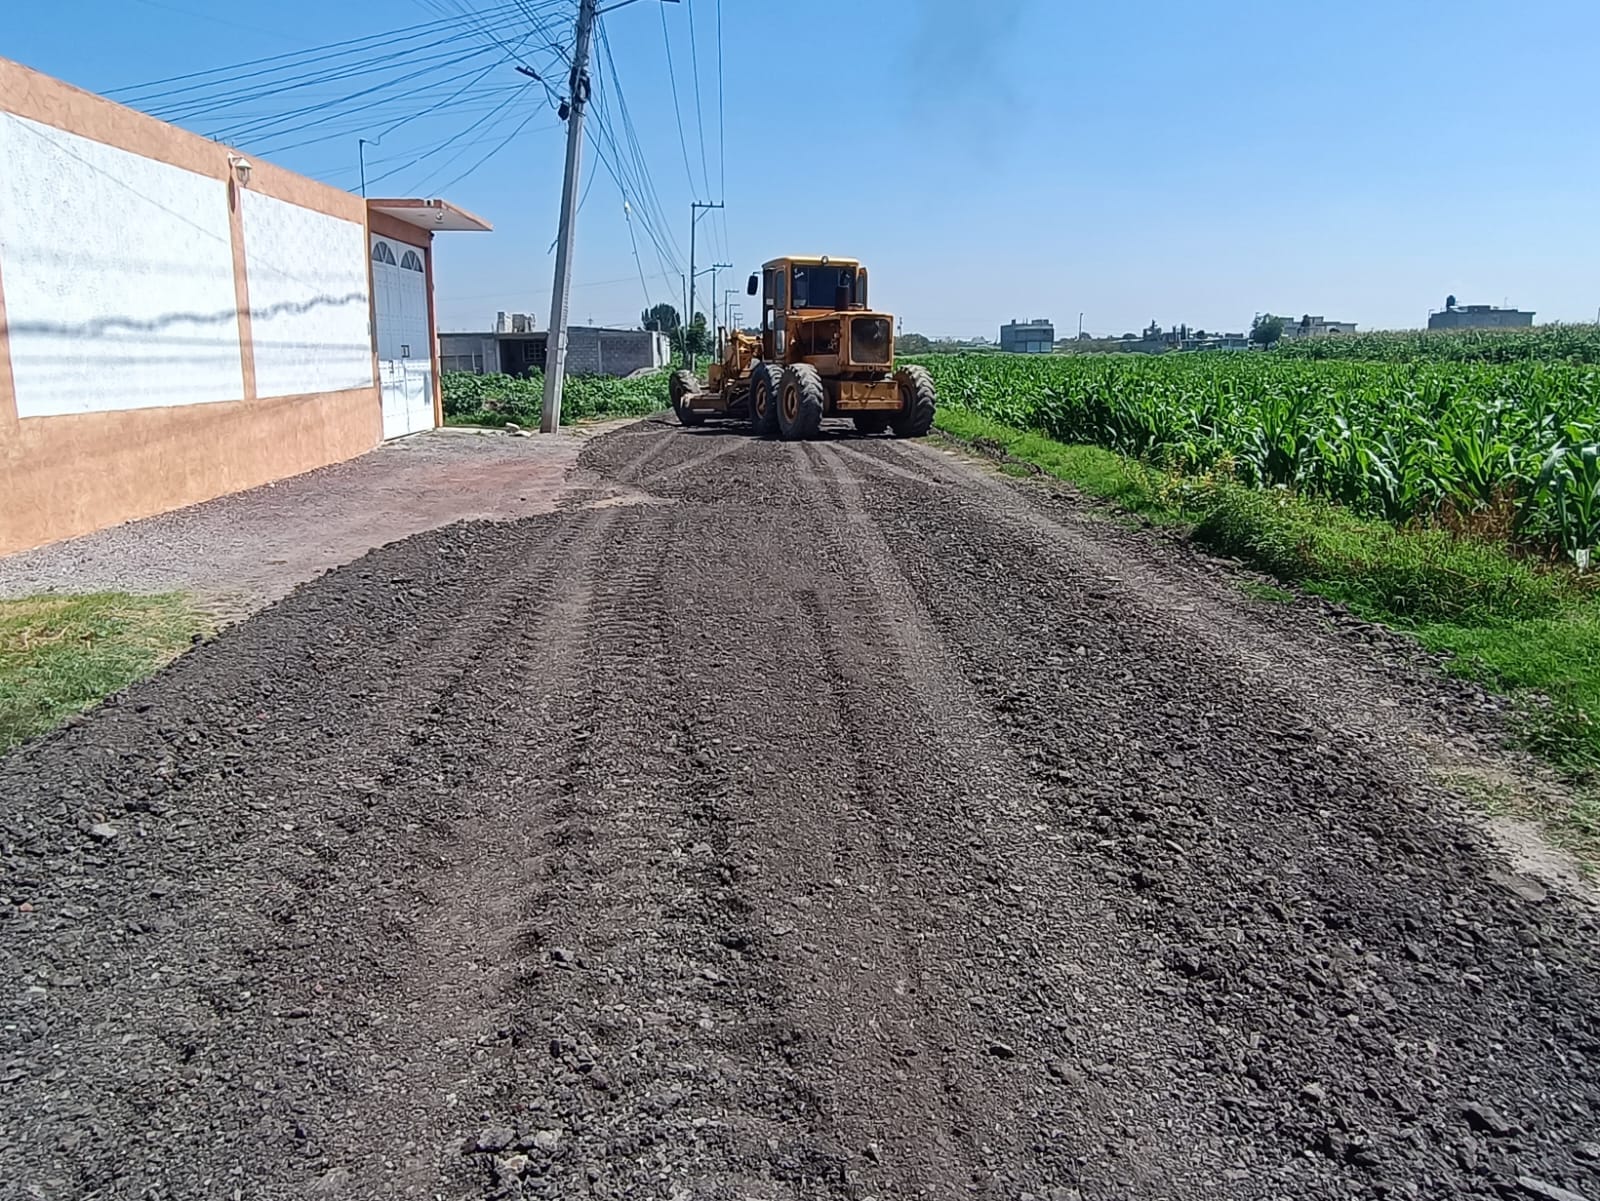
670,369,705,427
778,364,825,442
891,365,936,438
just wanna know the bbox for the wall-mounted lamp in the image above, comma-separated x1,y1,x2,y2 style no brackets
228,155,253,188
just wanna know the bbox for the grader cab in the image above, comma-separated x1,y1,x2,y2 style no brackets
669,256,936,441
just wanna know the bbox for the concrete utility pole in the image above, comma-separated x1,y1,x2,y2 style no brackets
542,0,680,433
687,201,723,370
539,0,598,434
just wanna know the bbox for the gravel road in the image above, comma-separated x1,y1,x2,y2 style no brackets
4,419,1598,1201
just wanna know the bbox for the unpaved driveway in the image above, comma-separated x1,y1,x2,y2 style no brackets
0,425,624,620
2,420,1598,1201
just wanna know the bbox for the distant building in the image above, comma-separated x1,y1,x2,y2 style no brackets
1277,314,1357,340
1001,318,1055,354
1116,321,1250,354
495,311,538,334
439,321,671,377
1428,300,1535,330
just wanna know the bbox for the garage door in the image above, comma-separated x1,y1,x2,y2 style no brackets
371,237,434,440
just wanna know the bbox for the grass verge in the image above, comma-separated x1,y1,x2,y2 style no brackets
0,593,209,753
935,408,1600,864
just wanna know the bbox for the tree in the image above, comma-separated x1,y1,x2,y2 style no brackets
1250,313,1285,347
683,313,712,358
641,303,681,334
897,332,932,355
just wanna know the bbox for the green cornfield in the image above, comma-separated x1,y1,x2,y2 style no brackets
916,352,1600,558
1271,323,1600,364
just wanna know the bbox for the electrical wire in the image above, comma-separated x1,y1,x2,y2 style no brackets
684,0,713,202
414,104,550,194
657,0,700,199
117,9,525,108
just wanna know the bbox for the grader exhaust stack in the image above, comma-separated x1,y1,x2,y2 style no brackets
669,255,936,441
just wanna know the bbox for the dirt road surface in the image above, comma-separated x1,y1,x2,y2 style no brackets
4,419,1598,1201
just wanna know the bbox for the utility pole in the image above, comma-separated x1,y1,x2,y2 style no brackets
358,137,375,198
539,0,680,431
539,0,598,434
687,201,724,369
706,262,731,352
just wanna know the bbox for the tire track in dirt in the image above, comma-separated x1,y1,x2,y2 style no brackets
842,435,1600,1200
7,422,1600,1201
802,441,1224,1195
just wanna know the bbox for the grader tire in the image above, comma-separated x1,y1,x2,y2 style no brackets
778,364,826,442
670,369,705,427
748,361,783,437
891,365,936,438
852,413,892,435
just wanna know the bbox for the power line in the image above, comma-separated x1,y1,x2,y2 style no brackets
115,8,525,106
657,1,699,199
715,0,729,266
590,21,684,275
416,104,550,194
360,90,537,189
251,85,525,158
684,0,713,201
202,44,506,143
624,201,656,312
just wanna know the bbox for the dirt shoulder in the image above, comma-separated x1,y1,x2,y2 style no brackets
2,421,1597,1201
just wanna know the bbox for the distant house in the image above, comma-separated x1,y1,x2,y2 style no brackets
438,316,670,377
1278,314,1357,340
1428,300,1535,330
1000,318,1055,354
1116,322,1250,354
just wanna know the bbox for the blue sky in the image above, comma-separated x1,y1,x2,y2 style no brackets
9,0,1599,337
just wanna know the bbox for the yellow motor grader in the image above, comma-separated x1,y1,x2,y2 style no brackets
669,256,936,441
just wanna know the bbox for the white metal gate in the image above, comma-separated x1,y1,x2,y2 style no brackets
371,237,433,440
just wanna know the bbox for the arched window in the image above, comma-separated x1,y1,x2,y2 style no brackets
400,250,424,272
371,241,397,265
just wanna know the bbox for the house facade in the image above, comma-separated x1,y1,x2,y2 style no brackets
0,56,489,555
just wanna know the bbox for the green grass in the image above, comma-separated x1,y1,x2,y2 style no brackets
935,409,1600,863
1237,580,1296,604
0,593,209,752
934,408,1165,516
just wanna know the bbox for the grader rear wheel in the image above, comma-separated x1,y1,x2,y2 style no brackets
749,361,782,437
670,369,705,427
778,364,825,442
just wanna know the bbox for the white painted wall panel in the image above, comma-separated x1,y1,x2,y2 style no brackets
0,112,244,417
241,191,374,399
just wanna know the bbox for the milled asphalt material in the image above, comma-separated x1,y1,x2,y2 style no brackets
2,418,1597,1201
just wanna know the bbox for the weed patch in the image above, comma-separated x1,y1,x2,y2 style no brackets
0,593,208,751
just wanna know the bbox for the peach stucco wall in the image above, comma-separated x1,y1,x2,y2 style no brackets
0,56,395,555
